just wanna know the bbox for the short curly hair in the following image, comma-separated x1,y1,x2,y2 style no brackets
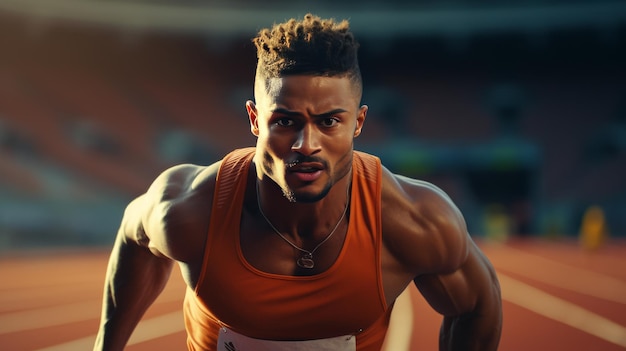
252,13,362,93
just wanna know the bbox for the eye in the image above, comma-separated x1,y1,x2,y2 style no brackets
320,117,339,127
274,118,295,127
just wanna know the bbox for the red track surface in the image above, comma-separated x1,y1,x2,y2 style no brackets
1,239,625,350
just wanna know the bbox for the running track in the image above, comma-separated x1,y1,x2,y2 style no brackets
1,238,625,351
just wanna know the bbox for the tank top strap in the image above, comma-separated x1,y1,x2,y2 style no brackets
195,147,255,294
212,147,256,214
353,151,381,185
351,151,383,241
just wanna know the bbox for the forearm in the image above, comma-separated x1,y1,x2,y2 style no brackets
439,301,502,351
94,233,174,351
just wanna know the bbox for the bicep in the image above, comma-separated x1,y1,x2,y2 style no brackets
137,162,216,262
414,241,500,317
105,196,175,302
119,195,149,245
117,193,173,262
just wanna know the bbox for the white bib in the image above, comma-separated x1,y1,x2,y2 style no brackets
217,327,357,351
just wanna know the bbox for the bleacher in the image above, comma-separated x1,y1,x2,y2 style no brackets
0,4,624,246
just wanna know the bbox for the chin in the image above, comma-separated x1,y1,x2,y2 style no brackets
293,184,332,203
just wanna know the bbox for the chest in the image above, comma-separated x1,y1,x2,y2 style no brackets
238,210,350,277
196,212,386,340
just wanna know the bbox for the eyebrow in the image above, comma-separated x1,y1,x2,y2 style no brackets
272,108,348,118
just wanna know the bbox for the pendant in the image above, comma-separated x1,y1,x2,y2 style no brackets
297,253,315,269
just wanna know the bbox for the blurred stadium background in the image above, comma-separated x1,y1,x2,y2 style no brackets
0,0,625,250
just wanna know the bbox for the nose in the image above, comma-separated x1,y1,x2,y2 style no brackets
291,124,321,156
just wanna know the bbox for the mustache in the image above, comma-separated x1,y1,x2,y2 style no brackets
286,156,327,169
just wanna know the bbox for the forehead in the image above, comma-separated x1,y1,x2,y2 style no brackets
255,75,359,111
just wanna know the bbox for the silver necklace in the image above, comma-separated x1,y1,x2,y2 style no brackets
255,181,350,269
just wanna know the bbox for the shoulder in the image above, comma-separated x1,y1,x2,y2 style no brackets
136,161,222,261
146,162,221,204
380,166,469,275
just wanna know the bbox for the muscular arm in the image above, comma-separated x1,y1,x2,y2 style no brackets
415,241,502,351
93,196,174,351
94,163,212,351
384,172,502,351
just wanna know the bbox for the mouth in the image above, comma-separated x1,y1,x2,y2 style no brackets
288,161,323,172
287,161,324,182
292,165,321,172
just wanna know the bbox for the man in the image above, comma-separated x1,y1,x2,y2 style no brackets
94,13,502,351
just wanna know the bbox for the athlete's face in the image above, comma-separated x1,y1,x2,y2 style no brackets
247,75,367,202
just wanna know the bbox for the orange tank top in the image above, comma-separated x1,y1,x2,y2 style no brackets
183,148,389,351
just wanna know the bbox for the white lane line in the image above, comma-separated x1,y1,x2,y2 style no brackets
381,285,414,351
0,283,97,306
35,310,185,351
31,273,626,350
0,301,101,334
0,292,182,334
491,245,626,305
499,273,626,348
126,309,185,345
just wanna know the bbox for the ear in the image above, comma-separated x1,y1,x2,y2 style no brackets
246,100,259,137
353,105,368,137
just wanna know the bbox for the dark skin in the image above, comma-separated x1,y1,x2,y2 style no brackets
94,74,502,351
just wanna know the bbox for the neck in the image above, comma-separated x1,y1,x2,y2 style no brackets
253,171,352,240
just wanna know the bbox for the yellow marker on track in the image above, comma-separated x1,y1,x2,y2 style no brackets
579,205,608,251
